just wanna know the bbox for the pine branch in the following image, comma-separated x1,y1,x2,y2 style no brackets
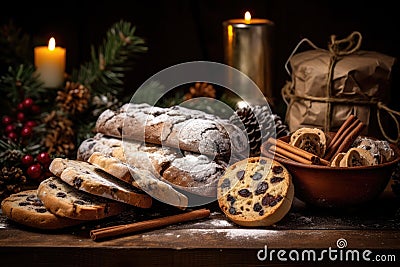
71,20,147,96
0,64,50,105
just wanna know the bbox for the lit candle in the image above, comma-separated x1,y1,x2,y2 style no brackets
34,37,66,88
223,12,275,105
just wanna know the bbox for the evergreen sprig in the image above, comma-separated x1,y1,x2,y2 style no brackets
71,20,148,96
0,64,49,105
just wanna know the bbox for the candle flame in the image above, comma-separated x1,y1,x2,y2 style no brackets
244,11,251,23
227,25,233,41
48,37,56,51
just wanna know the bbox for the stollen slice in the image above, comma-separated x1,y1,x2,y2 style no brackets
49,158,152,208
339,147,376,167
37,176,128,220
1,190,84,230
289,128,327,158
217,157,294,227
330,152,346,167
87,152,189,208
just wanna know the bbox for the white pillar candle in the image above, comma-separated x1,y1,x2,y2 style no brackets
34,37,66,88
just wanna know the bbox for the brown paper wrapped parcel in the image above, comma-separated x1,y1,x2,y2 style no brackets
283,35,396,139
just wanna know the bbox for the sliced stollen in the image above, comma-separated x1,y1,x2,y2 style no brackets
330,153,346,167
289,127,327,158
37,176,128,220
49,158,152,208
217,157,294,227
95,103,248,158
87,152,189,208
353,136,395,164
339,147,376,167
77,133,227,198
1,190,84,230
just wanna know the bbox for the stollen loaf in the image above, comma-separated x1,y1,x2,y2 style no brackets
95,103,247,158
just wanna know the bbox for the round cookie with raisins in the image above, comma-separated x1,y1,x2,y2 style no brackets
1,190,84,230
217,157,294,227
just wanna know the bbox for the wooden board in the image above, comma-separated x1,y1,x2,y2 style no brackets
1,189,400,266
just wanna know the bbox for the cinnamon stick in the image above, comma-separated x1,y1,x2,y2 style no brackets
326,115,356,150
324,118,363,160
330,121,365,161
90,208,210,241
271,145,313,164
266,138,329,166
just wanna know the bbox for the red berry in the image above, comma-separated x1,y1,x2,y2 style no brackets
17,103,24,111
36,152,51,165
5,124,15,133
16,112,25,122
31,105,41,114
27,164,42,179
2,115,12,125
20,127,32,137
24,120,37,128
21,154,34,166
23,98,34,109
7,132,18,142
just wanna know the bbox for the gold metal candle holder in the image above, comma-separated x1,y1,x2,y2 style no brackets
223,12,275,105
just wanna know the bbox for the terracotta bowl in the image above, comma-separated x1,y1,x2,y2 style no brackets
261,134,400,208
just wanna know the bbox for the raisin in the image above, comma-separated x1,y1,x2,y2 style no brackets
253,203,262,212
220,178,230,189
48,183,57,189
255,182,268,195
271,177,284,183
272,165,283,174
111,187,118,193
74,177,83,188
262,194,283,207
251,172,262,181
32,199,43,206
26,195,37,202
19,202,30,206
270,195,283,207
259,210,265,216
238,189,252,197
56,192,67,198
227,194,236,204
236,170,245,180
260,159,267,165
35,208,47,213
74,200,85,205
16,194,28,197
262,194,274,206
88,142,95,149
229,207,236,215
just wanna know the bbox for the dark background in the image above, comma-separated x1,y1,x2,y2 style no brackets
1,0,399,116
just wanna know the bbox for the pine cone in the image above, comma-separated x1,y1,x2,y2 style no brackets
43,111,76,157
184,82,216,100
56,81,90,116
229,105,290,157
91,93,121,117
0,166,27,200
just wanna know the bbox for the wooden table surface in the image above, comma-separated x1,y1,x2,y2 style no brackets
1,187,400,267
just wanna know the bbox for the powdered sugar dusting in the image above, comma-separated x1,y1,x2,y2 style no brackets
208,219,233,227
187,229,278,239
